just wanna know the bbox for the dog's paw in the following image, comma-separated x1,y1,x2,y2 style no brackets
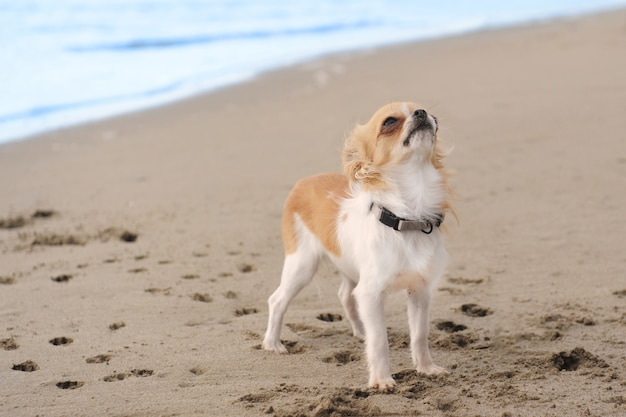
261,339,288,354
416,363,448,376
369,376,396,391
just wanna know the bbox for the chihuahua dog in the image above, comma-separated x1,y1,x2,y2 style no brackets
263,102,452,389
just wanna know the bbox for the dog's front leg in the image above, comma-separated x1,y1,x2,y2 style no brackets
353,284,395,390
407,288,446,375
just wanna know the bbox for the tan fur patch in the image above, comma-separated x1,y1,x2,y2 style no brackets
342,103,411,189
342,102,455,220
430,143,456,222
282,173,349,256
392,272,427,294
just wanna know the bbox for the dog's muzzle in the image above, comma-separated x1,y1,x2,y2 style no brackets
412,108,434,130
404,109,435,146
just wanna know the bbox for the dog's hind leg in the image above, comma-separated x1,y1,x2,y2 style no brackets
262,249,320,353
338,277,365,338
407,288,446,375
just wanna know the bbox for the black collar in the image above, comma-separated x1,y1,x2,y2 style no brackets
370,203,444,234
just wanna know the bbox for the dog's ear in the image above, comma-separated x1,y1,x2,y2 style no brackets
342,125,385,189
342,139,363,181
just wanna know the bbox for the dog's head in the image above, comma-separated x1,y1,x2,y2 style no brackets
342,102,444,189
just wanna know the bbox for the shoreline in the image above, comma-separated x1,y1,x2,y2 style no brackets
3,5,625,148
1,7,625,417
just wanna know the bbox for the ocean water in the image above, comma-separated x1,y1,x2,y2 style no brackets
1,0,624,144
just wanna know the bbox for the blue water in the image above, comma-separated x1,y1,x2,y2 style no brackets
1,0,624,144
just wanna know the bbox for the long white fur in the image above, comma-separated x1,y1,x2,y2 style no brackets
262,104,448,390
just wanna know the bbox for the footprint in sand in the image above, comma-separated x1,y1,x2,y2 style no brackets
317,313,342,322
56,381,84,389
612,289,626,299
1,338,19,350
551,347,608,372
460,303,492,317
286,323,320,333
0,216,29,229
0,210,53,229
435,333,478,349
145,287,172,295
0,276,17,285
224,290,237,299
12,360,40,372
191,293,213,303
49,336,73,346
283,340,305,354
435,320,468,333
322,350,361,365
235,307,258,316
32,210,56,219
103,372,130,382
109,322,126,331
238,263,256,273
103,369,153,382
86,354,112,364
182,274,200,280
97,228,138,243
32,233,85,246
119,231,138,242
130,369,153,377
252,340,305,354
1,210,54,232
190,366,206,376
51,274,73,283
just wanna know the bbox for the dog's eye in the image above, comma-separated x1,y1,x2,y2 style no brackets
382,117,398,127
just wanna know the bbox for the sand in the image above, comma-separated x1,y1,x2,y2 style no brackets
1,9,626,417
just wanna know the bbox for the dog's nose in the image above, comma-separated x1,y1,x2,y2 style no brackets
413,109,427,120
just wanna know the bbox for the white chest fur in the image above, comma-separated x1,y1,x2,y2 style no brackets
333,187,448,294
